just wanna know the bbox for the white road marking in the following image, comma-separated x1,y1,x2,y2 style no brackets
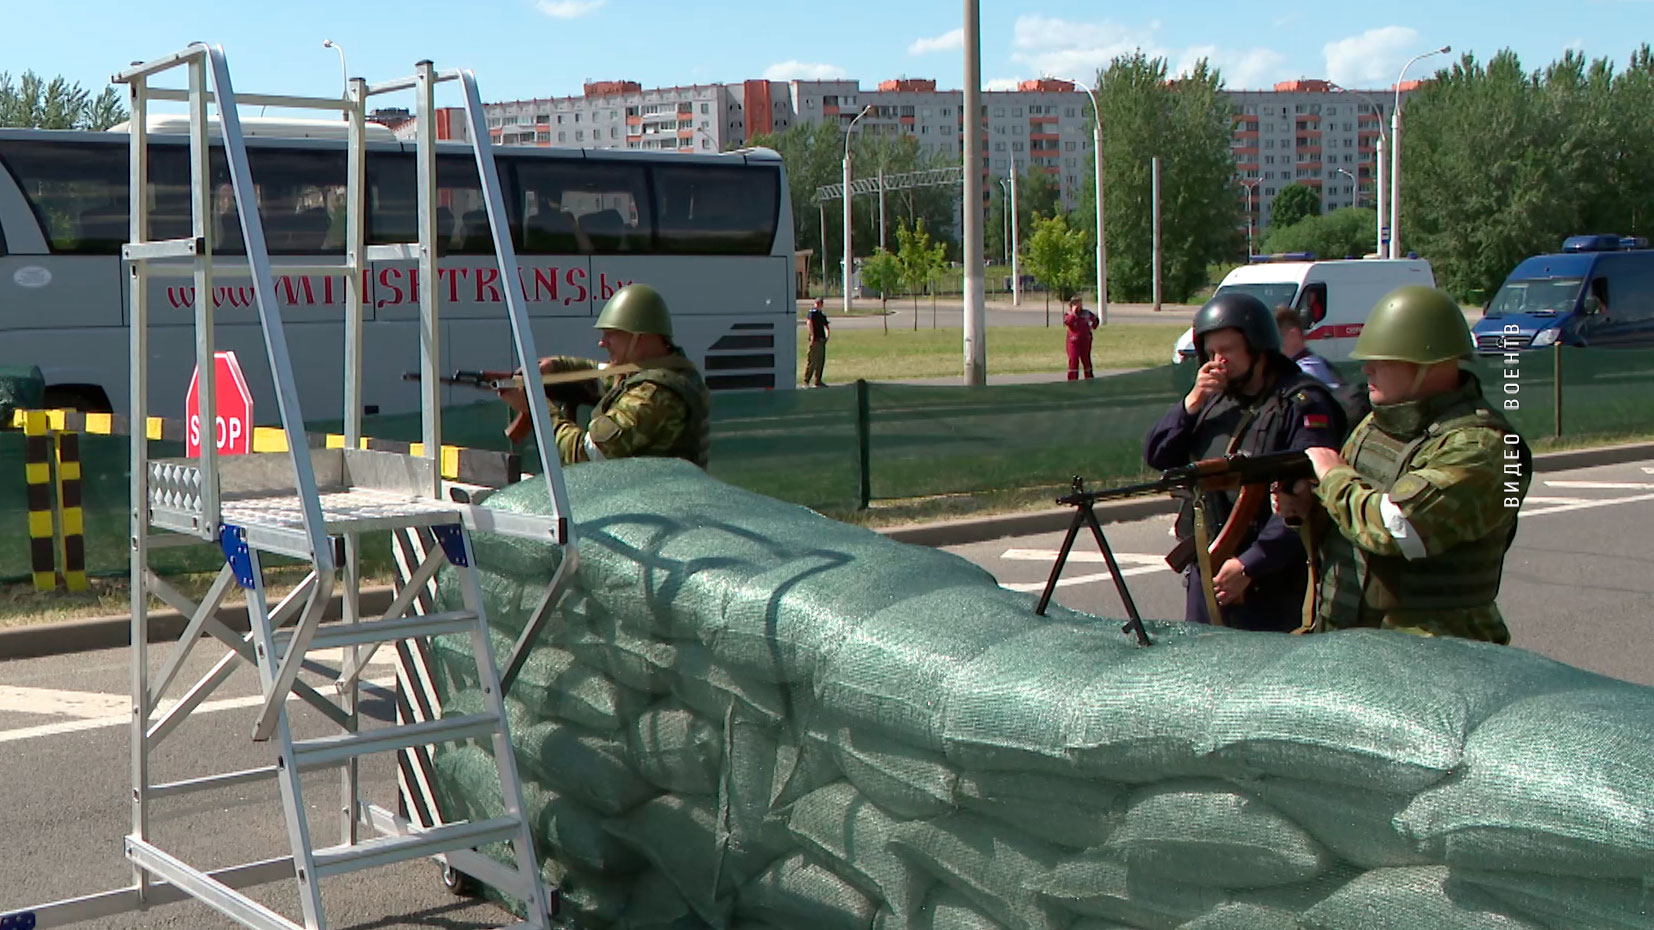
1542,480,1654,490
1000,548,1165,566
0,678,395,745
1521,491,1654,518
1523,496,1590,505
1002,563,1169,592
0,685,129,718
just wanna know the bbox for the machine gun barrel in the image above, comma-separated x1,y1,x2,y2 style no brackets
1057,449,1313,507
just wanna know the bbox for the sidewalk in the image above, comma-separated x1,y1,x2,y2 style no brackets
5,439,1652,660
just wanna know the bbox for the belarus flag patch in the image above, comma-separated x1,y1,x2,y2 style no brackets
1303,413,1330,430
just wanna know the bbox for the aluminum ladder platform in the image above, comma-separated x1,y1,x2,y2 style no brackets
3,42,574,930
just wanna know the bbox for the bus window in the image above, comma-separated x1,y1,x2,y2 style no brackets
650,163,779,255
509,157,589,254
145,144,345,255
366,153,494,255
560,161,650,254
0,139,128,253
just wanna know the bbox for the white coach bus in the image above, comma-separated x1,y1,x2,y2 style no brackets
0,125,795,420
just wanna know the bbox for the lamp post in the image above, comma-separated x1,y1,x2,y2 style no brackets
1390,45,1450,258
322,39,348,121
1238,177,1260,260
1329,82,1390,257
1069,77,1107,323
842,105,873,316
1335,167,1359,207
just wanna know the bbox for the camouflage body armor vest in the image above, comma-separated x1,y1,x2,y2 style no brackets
597,354,712,469
1318,377,1526,636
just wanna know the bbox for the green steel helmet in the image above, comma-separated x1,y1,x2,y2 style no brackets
1352,285,1473,364
1192,291,1280,361
594,283,673,338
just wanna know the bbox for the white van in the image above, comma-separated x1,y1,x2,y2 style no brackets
1173,258,1435,364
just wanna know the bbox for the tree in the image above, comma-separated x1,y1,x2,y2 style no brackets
0,71,127,130
1076,53,1238,303
1270,184,1321,230
858,248,903,332
1022,214,1090,313
1402,46,1654,300
1261,206,1378,258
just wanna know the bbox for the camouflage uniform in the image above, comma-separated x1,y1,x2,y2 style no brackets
543,353,711,468
1313,372,1530,642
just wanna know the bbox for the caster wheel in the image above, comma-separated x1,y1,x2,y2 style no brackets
441,862,480,898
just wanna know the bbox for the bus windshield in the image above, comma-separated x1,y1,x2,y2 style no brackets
1483,277,1583,318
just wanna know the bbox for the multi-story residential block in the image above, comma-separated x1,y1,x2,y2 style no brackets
449,75,1421,236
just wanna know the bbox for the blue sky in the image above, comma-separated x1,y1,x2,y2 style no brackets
1,0,1650,111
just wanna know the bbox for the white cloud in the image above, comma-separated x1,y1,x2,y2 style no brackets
762,60,848,81
536,0,605,18
1182,46,1288,90
984,77,1022,91
1323,26,1425,87
910,28,964,55
1009,15,1166,81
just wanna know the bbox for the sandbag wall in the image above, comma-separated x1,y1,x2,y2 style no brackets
425,457,1654,930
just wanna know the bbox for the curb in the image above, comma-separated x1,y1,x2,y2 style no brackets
0,585,397,661
4,441,1651,660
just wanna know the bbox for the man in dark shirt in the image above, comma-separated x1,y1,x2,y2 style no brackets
803,298,831,388
1144,292,1345,631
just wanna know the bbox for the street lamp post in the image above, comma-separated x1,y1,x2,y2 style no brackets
1335,167,1359,207
1238,177,1261,259
1000,174,1021,306
1390,45,1450,258
1070,78,1108,324
1329,83,1390,256
321,39,348,121
842,105,873,316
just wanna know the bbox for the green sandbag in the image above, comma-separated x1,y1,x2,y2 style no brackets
814,585,1034,753
824,725,960,820
940,623,1147,777
955,770,1122,850
1299,867,1545,930
671,641,788,724
435,629,647,733
1455,869,1654,930
1028,848,1224,930
769,724,842,809
564,596,680,695
722,716,796,854
1206,866,1362,930
628,700,723,795
617,869,712,930
734,853,878,930
875,888,1009,930
1175,903,1299,930
538,791,646,875
890,813,1066,930
1202,631,1595,793
543,857,630,928
603,794,779,927
1243,776,1428,869
1106,780,1331,888
515,721,658,816
1397,687,1654,879
787,781,929,918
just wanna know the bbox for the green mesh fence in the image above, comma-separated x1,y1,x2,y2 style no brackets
4,349,1654,582
420,458,1654,930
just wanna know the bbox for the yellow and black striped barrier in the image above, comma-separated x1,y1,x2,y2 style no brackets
9,409,520,591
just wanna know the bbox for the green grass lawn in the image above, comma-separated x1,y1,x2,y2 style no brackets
800,323,1187,382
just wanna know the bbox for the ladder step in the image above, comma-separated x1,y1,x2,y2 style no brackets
365,243,421,261
123,237,203,261
312,816,523,879
292,713,499,768
276,611,480,652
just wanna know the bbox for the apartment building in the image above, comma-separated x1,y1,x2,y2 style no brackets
456,75,1419,234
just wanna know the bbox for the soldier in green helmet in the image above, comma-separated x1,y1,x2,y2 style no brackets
1276,285,1532,642
498,283,711,467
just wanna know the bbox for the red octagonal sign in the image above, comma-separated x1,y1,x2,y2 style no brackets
185,350,255,456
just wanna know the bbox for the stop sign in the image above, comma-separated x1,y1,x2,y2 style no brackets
185,350,255,456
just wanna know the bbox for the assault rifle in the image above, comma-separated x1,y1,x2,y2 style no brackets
401,364,633,392
1035,449,1316,641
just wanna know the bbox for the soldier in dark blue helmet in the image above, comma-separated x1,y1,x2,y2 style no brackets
1144,292,1346,631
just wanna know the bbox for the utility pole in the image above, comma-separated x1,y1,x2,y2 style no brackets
961,0,985,384
1151,156,1162,312
1009,168,1020,307
842,105,872,315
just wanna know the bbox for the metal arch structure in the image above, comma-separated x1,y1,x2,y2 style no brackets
813,166,965,202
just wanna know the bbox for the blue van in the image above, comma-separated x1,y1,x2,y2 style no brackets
1472,235,1654,353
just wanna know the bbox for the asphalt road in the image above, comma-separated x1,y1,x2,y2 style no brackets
0,644,515,929
941,457,1654,688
